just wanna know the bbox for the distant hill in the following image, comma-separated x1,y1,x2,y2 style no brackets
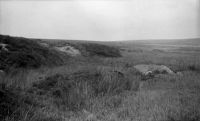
0,35,121,72
171,38,200,45
122,38,200,45
41,38,121,57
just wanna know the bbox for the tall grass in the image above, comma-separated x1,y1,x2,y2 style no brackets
1,37,200,121
0,65,140,120
29,66,140,110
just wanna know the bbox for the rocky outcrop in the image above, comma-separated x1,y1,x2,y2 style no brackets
38,42,49,47
55,44,81,56
134,64,174,76
0,43,8,52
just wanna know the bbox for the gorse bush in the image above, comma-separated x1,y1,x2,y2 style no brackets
0,35,122,72
0,88,19,120
0,35,65,72
0,86,64,121
0,87,34,121
80,43,121,57
45,39,122,57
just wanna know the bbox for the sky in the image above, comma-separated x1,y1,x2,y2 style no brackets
0,0,199,41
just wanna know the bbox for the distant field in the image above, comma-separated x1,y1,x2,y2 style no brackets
1,36,200,121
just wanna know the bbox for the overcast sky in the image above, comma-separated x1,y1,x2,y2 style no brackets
0,0,199,41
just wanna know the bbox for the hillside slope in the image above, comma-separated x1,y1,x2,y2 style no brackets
0,35,66,71
0,35,121,72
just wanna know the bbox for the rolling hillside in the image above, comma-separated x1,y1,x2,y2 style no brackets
0,35,121,72
1,35,200,121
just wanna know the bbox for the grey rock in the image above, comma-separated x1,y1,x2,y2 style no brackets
134,64,174,76
55,44,81,56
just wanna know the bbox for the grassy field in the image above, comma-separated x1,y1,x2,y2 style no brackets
1,36,200,121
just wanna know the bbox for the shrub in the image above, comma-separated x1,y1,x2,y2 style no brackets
0,35,65,72
187,64,200,71
0,86,63,121
0,89,19,120
81,43,121,57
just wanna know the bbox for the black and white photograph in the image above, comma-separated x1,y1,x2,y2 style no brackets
0,0,200,121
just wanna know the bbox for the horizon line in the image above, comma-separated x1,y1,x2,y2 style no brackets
1,34,200,42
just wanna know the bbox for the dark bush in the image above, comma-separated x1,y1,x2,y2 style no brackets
0,35,65,71
0,86,62,121
0,89,19,120
188,65,200,71
81,43,121,57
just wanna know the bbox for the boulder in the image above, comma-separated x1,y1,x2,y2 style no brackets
134,64,174,76
38,42,49,47
55,44,80,56
0,43,8,52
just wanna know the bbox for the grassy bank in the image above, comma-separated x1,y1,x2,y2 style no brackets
1,36,200,121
